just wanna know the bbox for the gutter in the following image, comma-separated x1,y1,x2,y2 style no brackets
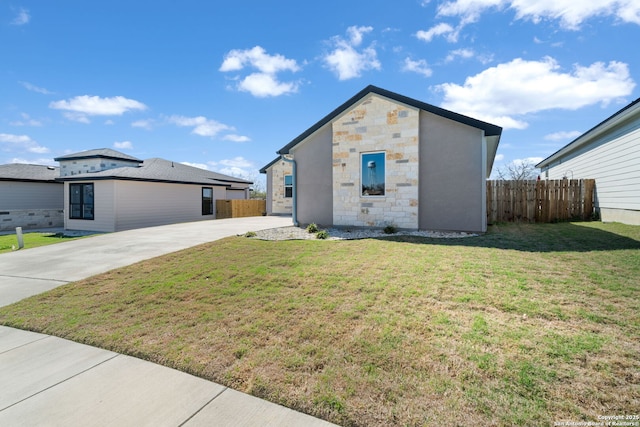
280,155,299,226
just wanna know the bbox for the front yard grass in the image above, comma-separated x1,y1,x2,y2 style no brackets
1,222,639,426
0,232,85,254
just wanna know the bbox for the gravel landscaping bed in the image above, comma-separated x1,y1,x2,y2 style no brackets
247,225,477,241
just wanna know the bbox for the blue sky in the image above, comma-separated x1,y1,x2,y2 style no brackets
2,1,639,185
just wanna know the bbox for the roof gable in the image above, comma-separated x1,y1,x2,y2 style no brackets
277,85,502,155
56,157,252,186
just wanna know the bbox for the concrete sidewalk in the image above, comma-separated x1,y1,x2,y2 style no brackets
0,217,338,427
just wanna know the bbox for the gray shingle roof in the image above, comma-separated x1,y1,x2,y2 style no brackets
0,163,61,182
54,148,143,163
57,158,252,187
277,85,503,155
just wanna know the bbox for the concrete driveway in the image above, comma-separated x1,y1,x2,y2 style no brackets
0,217,338,427
0,216,292,307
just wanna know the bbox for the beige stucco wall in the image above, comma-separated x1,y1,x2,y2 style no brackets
332,94,420,229
419,111,486,232
293,125,333,226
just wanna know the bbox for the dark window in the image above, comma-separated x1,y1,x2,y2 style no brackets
202,187,214,215
69,183,94,220
284,175,293,198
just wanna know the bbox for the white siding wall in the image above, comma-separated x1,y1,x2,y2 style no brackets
544,119,640,223
0,181,63,209
114,181,226,231
0,181,64,230
64,181,116,232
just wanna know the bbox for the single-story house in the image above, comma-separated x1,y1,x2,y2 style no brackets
259,156,293,215
54,148,252,232
536,97,640,225
262,85,502,233
0,163,64,231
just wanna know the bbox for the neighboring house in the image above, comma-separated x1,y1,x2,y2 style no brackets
54,148,252,232
0,164,64,231
259,156,293,215
536,98,640,225
265,85,502,233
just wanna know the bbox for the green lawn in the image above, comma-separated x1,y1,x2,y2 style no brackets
1,222,638,426
0,232,86,254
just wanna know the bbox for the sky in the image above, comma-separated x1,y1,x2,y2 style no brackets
2,0,639,185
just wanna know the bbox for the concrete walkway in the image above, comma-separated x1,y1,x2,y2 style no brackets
0,217,338,427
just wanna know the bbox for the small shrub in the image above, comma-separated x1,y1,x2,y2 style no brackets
383,224,397,234
244,231,257,238
307,223,319,233
316,230,329,239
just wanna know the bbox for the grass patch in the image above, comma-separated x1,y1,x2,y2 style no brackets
0,232,86,254
0,222,639,426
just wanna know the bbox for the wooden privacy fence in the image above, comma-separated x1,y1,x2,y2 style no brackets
486,179,595,224
216,199,266,219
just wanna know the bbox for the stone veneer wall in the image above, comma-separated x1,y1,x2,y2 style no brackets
332,94,420,229
269,160,293,214
60,158,140,177
0,209,64,231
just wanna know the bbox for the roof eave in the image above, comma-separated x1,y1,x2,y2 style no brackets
536,97,640,169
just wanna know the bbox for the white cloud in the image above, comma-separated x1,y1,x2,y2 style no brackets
113,141,133,150
208,156,255,179
0,133,49,154
237,73,299,98
220,46,300,74
323,26,381,80
402,58,433,77
50,95,147,123
436,57,636,129
494,153,504,162
544,130,582,141
167,115,232,138
10,113,42,127
62,112,91,124
222,134,251,143
11,8,30,25
436,0,640,30
445,48,475,62
19,81,54,95
10,157,56,166
220,46,301,97
180,162,209,170
346,25,373,46
416,23,460,43
131,119,154,130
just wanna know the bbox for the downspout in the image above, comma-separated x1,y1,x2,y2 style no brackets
281,154,298,226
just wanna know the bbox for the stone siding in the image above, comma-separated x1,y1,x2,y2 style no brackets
332,94,420,229
60,158,140,177
0,209,64,231
269,160,293,214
